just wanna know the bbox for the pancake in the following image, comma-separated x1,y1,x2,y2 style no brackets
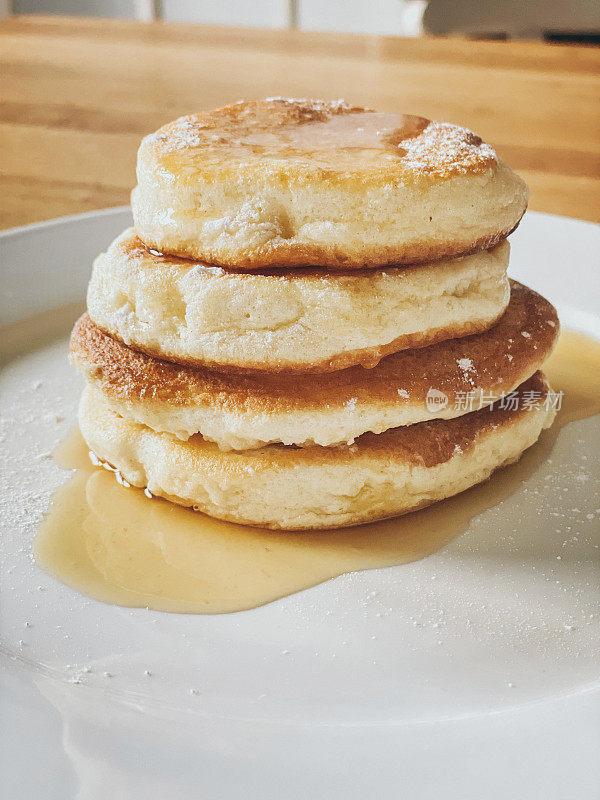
87,228,510,373
78,373,556,530
131,98,528,270
71,281,559,450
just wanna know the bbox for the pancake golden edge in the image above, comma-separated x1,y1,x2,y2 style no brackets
87,229,510,373
132,99,528,270
79,373,555,530
71,281,559,451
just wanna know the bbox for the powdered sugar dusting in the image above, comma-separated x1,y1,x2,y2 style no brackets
457,357,475,373
402,121,496,175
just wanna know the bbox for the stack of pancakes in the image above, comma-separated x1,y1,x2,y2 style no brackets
70,99,559,530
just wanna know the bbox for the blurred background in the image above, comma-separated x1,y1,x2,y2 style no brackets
2,1,598,229
3,0,600,41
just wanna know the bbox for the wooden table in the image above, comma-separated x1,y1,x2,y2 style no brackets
2,15,599,229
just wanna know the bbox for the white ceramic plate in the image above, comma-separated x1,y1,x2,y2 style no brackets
1,209,599,800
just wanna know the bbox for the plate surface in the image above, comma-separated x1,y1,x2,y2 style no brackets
1,208,599,800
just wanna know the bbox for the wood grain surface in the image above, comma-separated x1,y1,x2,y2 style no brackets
1,14,599,229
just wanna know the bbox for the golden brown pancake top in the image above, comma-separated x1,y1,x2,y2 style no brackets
71,281,558,419
145,98,496,183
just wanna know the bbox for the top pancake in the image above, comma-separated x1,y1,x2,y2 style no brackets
132,98,528,270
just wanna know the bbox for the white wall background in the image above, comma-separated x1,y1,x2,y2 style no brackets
158,0,289,28
10,0,427,33
7,0,600,37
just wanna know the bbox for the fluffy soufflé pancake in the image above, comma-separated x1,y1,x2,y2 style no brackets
78,373,556,530
87,228,510,372
71,281,559,450
132,98,528,269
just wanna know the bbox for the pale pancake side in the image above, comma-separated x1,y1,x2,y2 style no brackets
78,373,556,529
87,228,510,372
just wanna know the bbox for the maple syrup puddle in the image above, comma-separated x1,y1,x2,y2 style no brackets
35,330,600,614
